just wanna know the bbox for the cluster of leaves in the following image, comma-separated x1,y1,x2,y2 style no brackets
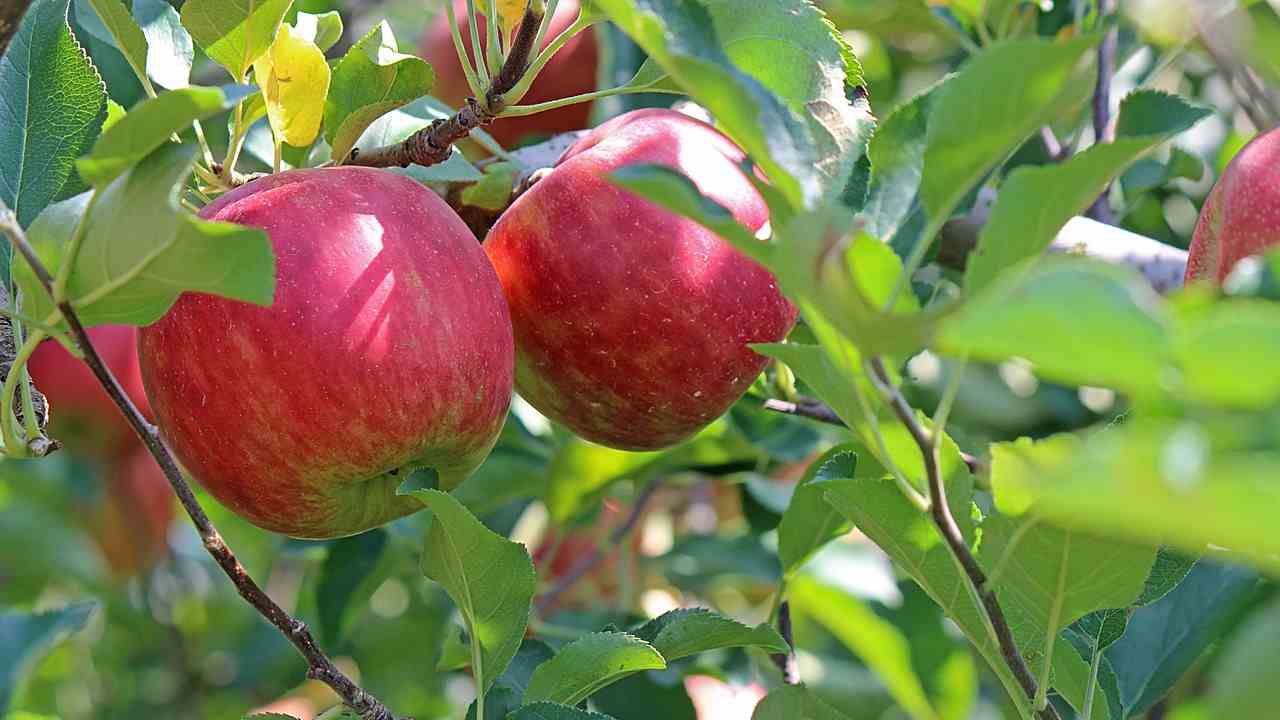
3,0,1280,719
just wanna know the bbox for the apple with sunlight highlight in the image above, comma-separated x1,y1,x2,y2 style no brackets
138,168,514,539
485,109,796,450
1188,127,1280,283
420,0,599,147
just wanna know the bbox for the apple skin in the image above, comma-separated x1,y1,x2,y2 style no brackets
1187,128,1280,283
419,0,598,148
28,325,152,455
484,109,797,450
88,444,176,579
138,167,514,539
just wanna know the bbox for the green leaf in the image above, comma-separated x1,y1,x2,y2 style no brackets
1202,599,1280,718
1106,560,1259,716
790,575,941,720
631,608,788,661
861,85,933,256
821,437,1034,718
1173,300,1280,408
591,668,697,720
510,704,618,720
134,0,193,89
545,426,744,525
406,489,536,696
324,21,435,163
316,529,389,647
76,85,246,187
769,210,933,356
85,0,150,87
922,36,1098,220
751,685,850,720
938,256,1170,396
978,514,1155,714
777,445,856,575
628,0,873,196
293,10,343,52
180,0,292,81
461,162,519,212
595,0,821,208
965,91,1211,294
0,601,98,711
989,424,1280,575
466,639,556,720
523,632,665,706
243,715,302,720
15,143,275,327
0,0,108,228
1136,548,1197,606
607,164,764,262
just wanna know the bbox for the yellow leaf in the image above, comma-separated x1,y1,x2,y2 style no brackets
477,0,529,32
253,24,330,148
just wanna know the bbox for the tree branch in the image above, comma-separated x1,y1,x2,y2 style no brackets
0,209,403,720
867,357,1060,720
534,478,661,614
1087,0,1118,223
345,2,546,169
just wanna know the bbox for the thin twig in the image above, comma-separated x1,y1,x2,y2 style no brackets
769,600,800,685
534,479,661,614
762,395,985,475
0,211,402,720
867,357,1060,720
1087,0,1118,224
346,2,545,169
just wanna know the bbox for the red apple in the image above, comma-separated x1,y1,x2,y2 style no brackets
420,0,599,148
138,168,514,539
484,109,797,450
88,444,176,579
28,324,152,455
1187,128,1280,283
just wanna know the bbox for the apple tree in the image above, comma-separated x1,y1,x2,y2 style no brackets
1,1,1278,719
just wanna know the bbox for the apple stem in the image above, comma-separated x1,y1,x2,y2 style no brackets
534,477,661,614
866,357,1062,720
0,207,406,720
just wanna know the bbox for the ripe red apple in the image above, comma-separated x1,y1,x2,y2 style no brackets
138,167,514,539
484,109,797,450
1187,128,1280,283
419,0,599,148
28,324,152,455
87,444,176,579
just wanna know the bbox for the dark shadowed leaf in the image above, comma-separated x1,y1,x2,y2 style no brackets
0,601,98,711
316,529,389,647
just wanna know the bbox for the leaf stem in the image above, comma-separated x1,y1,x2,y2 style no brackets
501,84,678,116
502,12,594,106
1081,646,1102,720
447,0,487,99
465,0,492,88
222,101,247,184
0,331,42,455
484,0,504,77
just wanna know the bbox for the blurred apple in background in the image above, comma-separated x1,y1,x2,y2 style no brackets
419,0,599,148
28,324,151,456
684,676,766,720
84,445,176,579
